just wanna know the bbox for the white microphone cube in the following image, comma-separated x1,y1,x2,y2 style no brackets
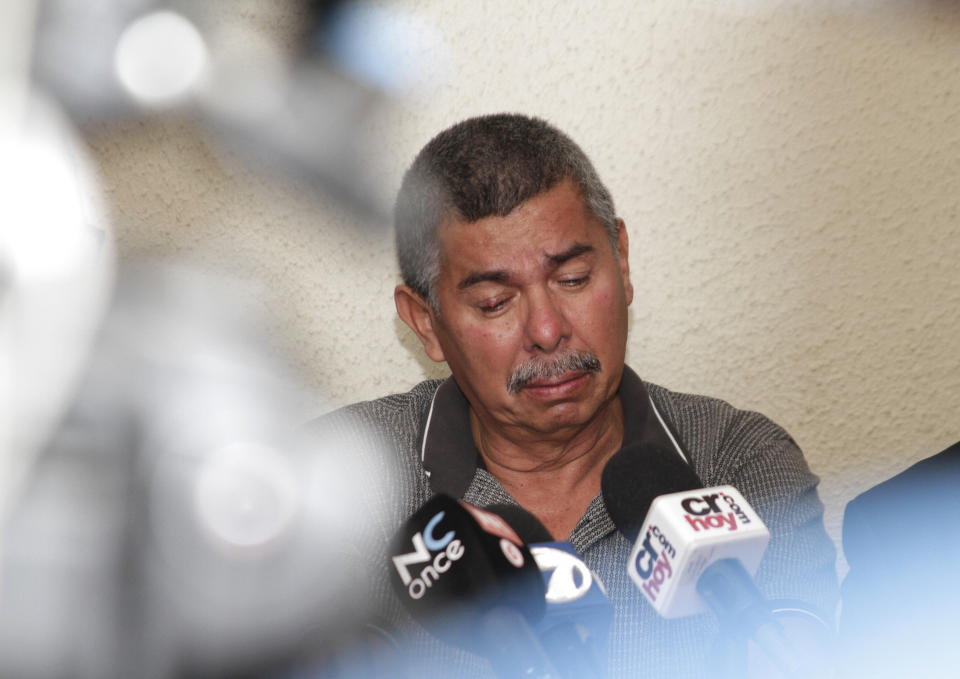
626,485,770,618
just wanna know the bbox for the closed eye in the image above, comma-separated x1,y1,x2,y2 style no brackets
557,274,590,288
478,297,509,314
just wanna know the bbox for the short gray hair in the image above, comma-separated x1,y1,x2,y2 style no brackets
394,114,618,308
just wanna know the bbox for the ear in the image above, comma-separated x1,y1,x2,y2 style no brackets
615,218,634,306
395,285,446,362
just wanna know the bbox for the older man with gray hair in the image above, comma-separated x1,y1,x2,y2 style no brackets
315,113,837,678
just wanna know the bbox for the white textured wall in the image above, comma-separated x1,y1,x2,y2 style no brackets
84,0,960,575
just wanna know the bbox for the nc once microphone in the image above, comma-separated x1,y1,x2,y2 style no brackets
388,494,558,679
483,503,553,545
484,504,613,679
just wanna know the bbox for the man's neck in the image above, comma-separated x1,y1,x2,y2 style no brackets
469,396,624,540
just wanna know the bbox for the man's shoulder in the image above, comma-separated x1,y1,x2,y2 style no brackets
304,378,445,461
645,380,740,416
311,379,444,427
641,378,812,495
645,380,795,451
302,379,446,523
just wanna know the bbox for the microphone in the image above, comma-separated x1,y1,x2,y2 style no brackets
602,444,820,678
486,504,613,679
601,442,702,543
388,494,559,679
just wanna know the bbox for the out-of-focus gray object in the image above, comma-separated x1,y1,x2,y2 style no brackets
0,83,115,546
1,2,426,675
29,0,442,223
0,263,394,679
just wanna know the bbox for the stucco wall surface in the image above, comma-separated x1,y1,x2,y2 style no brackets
83,0,960,576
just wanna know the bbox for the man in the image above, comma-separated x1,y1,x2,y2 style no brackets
315,114,837,677
841,440,960,677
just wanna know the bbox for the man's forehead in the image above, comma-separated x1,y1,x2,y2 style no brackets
436,217,603,277
436,180,606,255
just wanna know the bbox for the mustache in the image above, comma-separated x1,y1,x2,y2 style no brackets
507,350,602,394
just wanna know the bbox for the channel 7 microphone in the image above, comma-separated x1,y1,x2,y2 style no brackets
487,505,613,679
602,444,820,678
389,494,559,679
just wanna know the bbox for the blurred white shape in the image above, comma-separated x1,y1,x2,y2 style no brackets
1,147,99,281
326,1,444,93
114,10,207,106
0,86,114,540
194,441,299,549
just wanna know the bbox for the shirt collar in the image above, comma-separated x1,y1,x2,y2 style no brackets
420,365,684,498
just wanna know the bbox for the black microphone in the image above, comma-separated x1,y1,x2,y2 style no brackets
485,504,553,545
388,494,559,679
486,504,612,679
601,444,831,678
601,442,702,542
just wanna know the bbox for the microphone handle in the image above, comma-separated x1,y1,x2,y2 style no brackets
697,559,805,679
479,606,561,679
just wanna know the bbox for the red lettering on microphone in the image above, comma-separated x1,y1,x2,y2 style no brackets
640,549,673,602
684,511,738,532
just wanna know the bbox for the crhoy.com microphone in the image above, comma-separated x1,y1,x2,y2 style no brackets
602,444,818,678
487,505,613,679
389,494,559,679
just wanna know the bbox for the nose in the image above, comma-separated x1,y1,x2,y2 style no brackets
523,287,572,353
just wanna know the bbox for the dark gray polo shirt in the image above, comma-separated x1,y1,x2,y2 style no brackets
313,365,838,678
420,366,684,553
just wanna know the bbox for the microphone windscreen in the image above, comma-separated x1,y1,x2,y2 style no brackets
484,503,553,544
389,495,545,639
601,443,701,540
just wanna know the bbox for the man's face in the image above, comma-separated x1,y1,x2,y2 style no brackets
403,178,633,437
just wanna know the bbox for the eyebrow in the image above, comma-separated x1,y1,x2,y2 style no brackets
547,243,594,266
458,270,510,290
456,243,595,290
